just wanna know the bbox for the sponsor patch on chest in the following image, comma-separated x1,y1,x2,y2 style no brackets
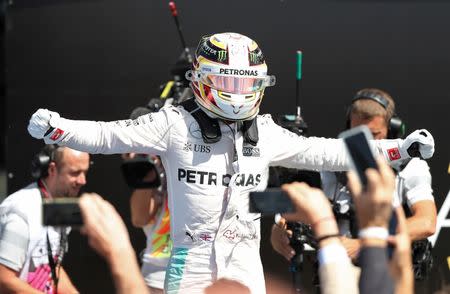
183,142,211,153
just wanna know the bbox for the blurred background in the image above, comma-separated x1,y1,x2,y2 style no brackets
1,0,449,292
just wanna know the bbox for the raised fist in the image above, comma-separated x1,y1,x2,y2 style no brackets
27,109,65,143
402,129,434,160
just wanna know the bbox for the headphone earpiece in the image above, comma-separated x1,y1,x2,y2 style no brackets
30,145,58,180
347,91,406,139
388,116,406,139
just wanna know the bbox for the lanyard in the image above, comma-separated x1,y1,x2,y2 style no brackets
45,227,68,294
38,180,66,293
38,179,51,199
46,232,59,293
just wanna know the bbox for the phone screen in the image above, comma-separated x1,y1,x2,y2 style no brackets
43,199,83,227
343,131,377,187
249,189,295,214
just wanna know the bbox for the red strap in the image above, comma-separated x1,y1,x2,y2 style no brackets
37,180,51,199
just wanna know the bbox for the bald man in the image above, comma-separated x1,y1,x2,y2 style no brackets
0,146,89,294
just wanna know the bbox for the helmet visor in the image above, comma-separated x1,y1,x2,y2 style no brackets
186,70,276,94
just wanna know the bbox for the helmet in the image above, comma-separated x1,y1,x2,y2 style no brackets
185,32,276,121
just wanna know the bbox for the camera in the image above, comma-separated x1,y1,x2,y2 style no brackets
121,155,161,189
412,239,433,280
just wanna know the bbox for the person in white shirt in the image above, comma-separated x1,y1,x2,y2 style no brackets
272,88,436,263
0,145,89,294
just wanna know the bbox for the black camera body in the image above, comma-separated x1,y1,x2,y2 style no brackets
121,155,161,189
288,222,317,256
412,239,434,280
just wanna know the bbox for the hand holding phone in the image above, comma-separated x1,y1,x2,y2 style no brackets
344,130,398,260
249,183,335,226
249,188,295,214
43,198,82,227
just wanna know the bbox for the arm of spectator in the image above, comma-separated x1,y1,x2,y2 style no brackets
270,217,294,261
347,156,396,294
406,200,436,240
78,193,148,294
342,158,431,287
338,236,361,260
281,183,338,235
389,207,414,294
0,264,43,294
130,188,162,228
57,267,79,294
281,182,358,294
0,212,43,294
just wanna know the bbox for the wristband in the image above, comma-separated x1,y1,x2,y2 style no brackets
316,233,340,243
311,216,335,229
358,227,389,240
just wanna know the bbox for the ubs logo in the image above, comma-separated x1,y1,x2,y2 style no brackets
183,142,211,153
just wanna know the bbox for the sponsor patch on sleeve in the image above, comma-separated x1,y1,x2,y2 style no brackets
49,128,64,141
387,147,401,161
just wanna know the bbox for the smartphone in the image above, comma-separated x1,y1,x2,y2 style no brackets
42,198,83,227
338,125,377,187
249,188,295,214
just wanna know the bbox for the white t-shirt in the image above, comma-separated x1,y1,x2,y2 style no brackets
0,183,70,294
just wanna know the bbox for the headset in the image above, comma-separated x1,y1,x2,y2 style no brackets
346,90,406,139
30,144,60,180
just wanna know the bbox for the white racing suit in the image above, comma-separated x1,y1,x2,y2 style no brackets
46,104,411,293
